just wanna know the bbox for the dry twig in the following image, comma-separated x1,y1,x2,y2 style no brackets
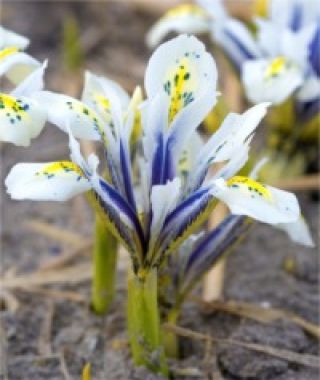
24,219,88,247
38,301,55,355
190,296,320,339
163,323,320,368
2,263,92,289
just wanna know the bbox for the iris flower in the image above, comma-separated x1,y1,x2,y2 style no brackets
5,35,312,374
0,26,47,146
147,0,320,120
0,25,41,85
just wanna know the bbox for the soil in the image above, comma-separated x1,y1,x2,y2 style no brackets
1,2,319,380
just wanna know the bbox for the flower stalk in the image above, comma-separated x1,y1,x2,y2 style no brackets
91,214,118,315
163,306,180,358
127,268,168,376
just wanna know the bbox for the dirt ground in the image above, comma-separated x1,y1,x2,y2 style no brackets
1,2,319,379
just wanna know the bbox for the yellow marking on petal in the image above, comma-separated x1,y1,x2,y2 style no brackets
0,46,19,61
0,93,29,124
95,94,111,114
165,4,208,19
164,56,196,123
253,0,269,18
227,176,273,201
264,56,287,79
36,161,84,178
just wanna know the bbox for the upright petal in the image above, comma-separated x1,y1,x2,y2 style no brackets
145,34,217,130
5,161,91,201
147,177,181,263
0,93,46,146
146,4,210,48
211,176,300,224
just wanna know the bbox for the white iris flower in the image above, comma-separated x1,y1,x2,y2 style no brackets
147,0,320,114
5,36,313,277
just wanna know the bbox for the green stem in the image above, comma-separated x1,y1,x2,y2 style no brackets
127,268,168,376
91,214,118,315
163,307,180,358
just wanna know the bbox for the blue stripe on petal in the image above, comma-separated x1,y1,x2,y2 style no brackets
290,3,302,31
181,215,250,293
185,215,245,273
309,23,320,77
119,139,137,211
296,97,320,123
162,140,175,183
224,29,256,62
151,132,165,186
163,187,209,228
99,178,146,251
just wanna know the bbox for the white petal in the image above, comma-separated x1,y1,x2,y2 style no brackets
185,103,268,195
297,75,320,102
276,216,315,247
242,58,303,104
0,93,46,146
124,85,143,143
5,162,91,201
212,177,300,224
0,26,29,49
145,34,217,126
11,60,47,97
82,71,129,124
32,91,104,141
201,102,269,163
0,50,40,84
213,140,251,180
149,177,181,252
146,4,210,48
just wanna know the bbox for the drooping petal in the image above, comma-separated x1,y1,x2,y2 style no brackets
146,4,210,48
5,161,91,201
33,91,105,141
0,26,29,49
0,48,40,84
0,93,46,146
211,176,300,224
242,57,303,104
145,34,217,133
276,216,315,247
